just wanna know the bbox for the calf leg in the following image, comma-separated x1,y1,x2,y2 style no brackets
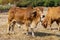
9,20,16,33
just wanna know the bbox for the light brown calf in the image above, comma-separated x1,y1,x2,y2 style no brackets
8,6,42,36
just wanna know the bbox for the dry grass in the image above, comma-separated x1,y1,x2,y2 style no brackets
0,12,60,40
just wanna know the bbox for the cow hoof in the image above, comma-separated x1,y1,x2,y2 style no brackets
59,29,60,31
58,27,60,31
8,31,15,35
24,32,29,36
19,26,21,28
47,28,50,30
32,34,35,37
31,32,35,37
7,33,11,35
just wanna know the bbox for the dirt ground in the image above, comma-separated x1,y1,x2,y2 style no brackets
0,12,60,40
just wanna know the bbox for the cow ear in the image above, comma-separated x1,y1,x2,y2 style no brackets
32,11,37,17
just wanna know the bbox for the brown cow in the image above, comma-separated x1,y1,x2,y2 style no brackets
41,7,60,30
8,6,42,37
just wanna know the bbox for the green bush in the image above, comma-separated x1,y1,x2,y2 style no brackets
0,0,60,7
37,1,45,6
16,0,31,7
57,1,60,6
16,0,60,7
45,1,55,7
0,5,11,11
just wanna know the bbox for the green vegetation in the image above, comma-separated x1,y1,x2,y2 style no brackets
16,0,60,7
0,0,60,7
0,5,11,11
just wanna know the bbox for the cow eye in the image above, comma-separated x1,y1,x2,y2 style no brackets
42,15,45,18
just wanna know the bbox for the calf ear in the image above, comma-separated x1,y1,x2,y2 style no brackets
32,11,37,17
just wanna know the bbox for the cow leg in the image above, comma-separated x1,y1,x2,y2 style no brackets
47,19,51,30
21,24,29,35
30,28,35,37
23,21,32,35
30,18,40,37
56,20,60,31
30,23,38,37
9,20,16,33
30,22,36,37
58,23,60,31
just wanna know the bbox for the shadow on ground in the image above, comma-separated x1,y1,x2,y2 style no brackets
28,32,60,37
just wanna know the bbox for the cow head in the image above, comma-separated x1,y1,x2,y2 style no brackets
34,7,45,22
41,7,48,23
41,14,45,22
41,17,48,28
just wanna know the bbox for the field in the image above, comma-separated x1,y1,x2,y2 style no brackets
0,11,60,40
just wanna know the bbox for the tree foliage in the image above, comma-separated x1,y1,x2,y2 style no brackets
0,0,60,7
